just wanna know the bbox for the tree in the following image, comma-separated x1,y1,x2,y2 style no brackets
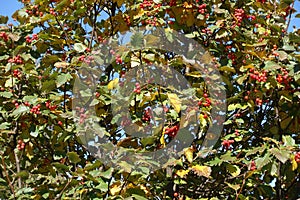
0,0,300,199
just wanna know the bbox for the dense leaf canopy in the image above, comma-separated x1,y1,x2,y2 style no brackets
0,0,300,199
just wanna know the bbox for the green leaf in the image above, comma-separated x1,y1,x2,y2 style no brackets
11,105,30,117
226,164,241,177
282,135,295,147
132,194,148,200
67,152,81,164
208,157,223,166
0,122,10,130
0,15,8,24
30,126,39,138
95,178,108,192
264,61,281,71
270,148,290,163
228,103,240,111
282,45,295,51
56,73,72,87
74,43,87,53
130,32,144,48
270,162,278,176
256,153,271,169
100,167,113,179
53,162,70,171
0,91,12,98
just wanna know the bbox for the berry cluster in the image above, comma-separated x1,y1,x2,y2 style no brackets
12,100,20,108
139,0,153,9
49,8,56,16
110,50,123,64
58,121,63,126
25,5,44,17
13,69,22,79
201,27,212,34
250,160,256,171
30,104,41,115
143,17,158,26
75,107,87,124
257,0,266,3
17,140,26,151
169,0,176,6
78,55,94,64
46,101,58,111
222,139,234,150
276,68,292,85
233,8,245,27
142,108,152,122
197,4,207,14
247,15,256,21
8,55,23,65
26,34,38,43
134,82,141,94
121,116,131,127
164,124,179,137
227,52,237,62
0,32,8,42
255,97,263,106
198,93,212,107
295,152,300,163
123,15,131,26
249,69,268,83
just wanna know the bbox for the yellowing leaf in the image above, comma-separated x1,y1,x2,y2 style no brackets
176,169,190,178
168,93,181,113
107,78,119,90
226,182,240,191
184,147,194,163
190,165,211,178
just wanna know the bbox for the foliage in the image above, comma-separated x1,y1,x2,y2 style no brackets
0,0,300,199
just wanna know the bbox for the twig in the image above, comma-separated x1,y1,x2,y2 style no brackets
54,179,71,200
14,151,21,188
286,0,295,32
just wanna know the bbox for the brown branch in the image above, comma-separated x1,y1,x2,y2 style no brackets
1,155,15,199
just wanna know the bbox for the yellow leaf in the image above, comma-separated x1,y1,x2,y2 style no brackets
160,134,165,148
168,93,181,113
110,181,121,195
54,61,69,68
25,142,34,160
176,169,190,178
107,78,119,90
186,14,195,27
190,165,211,178
184,147,194,163
291,155,298,171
